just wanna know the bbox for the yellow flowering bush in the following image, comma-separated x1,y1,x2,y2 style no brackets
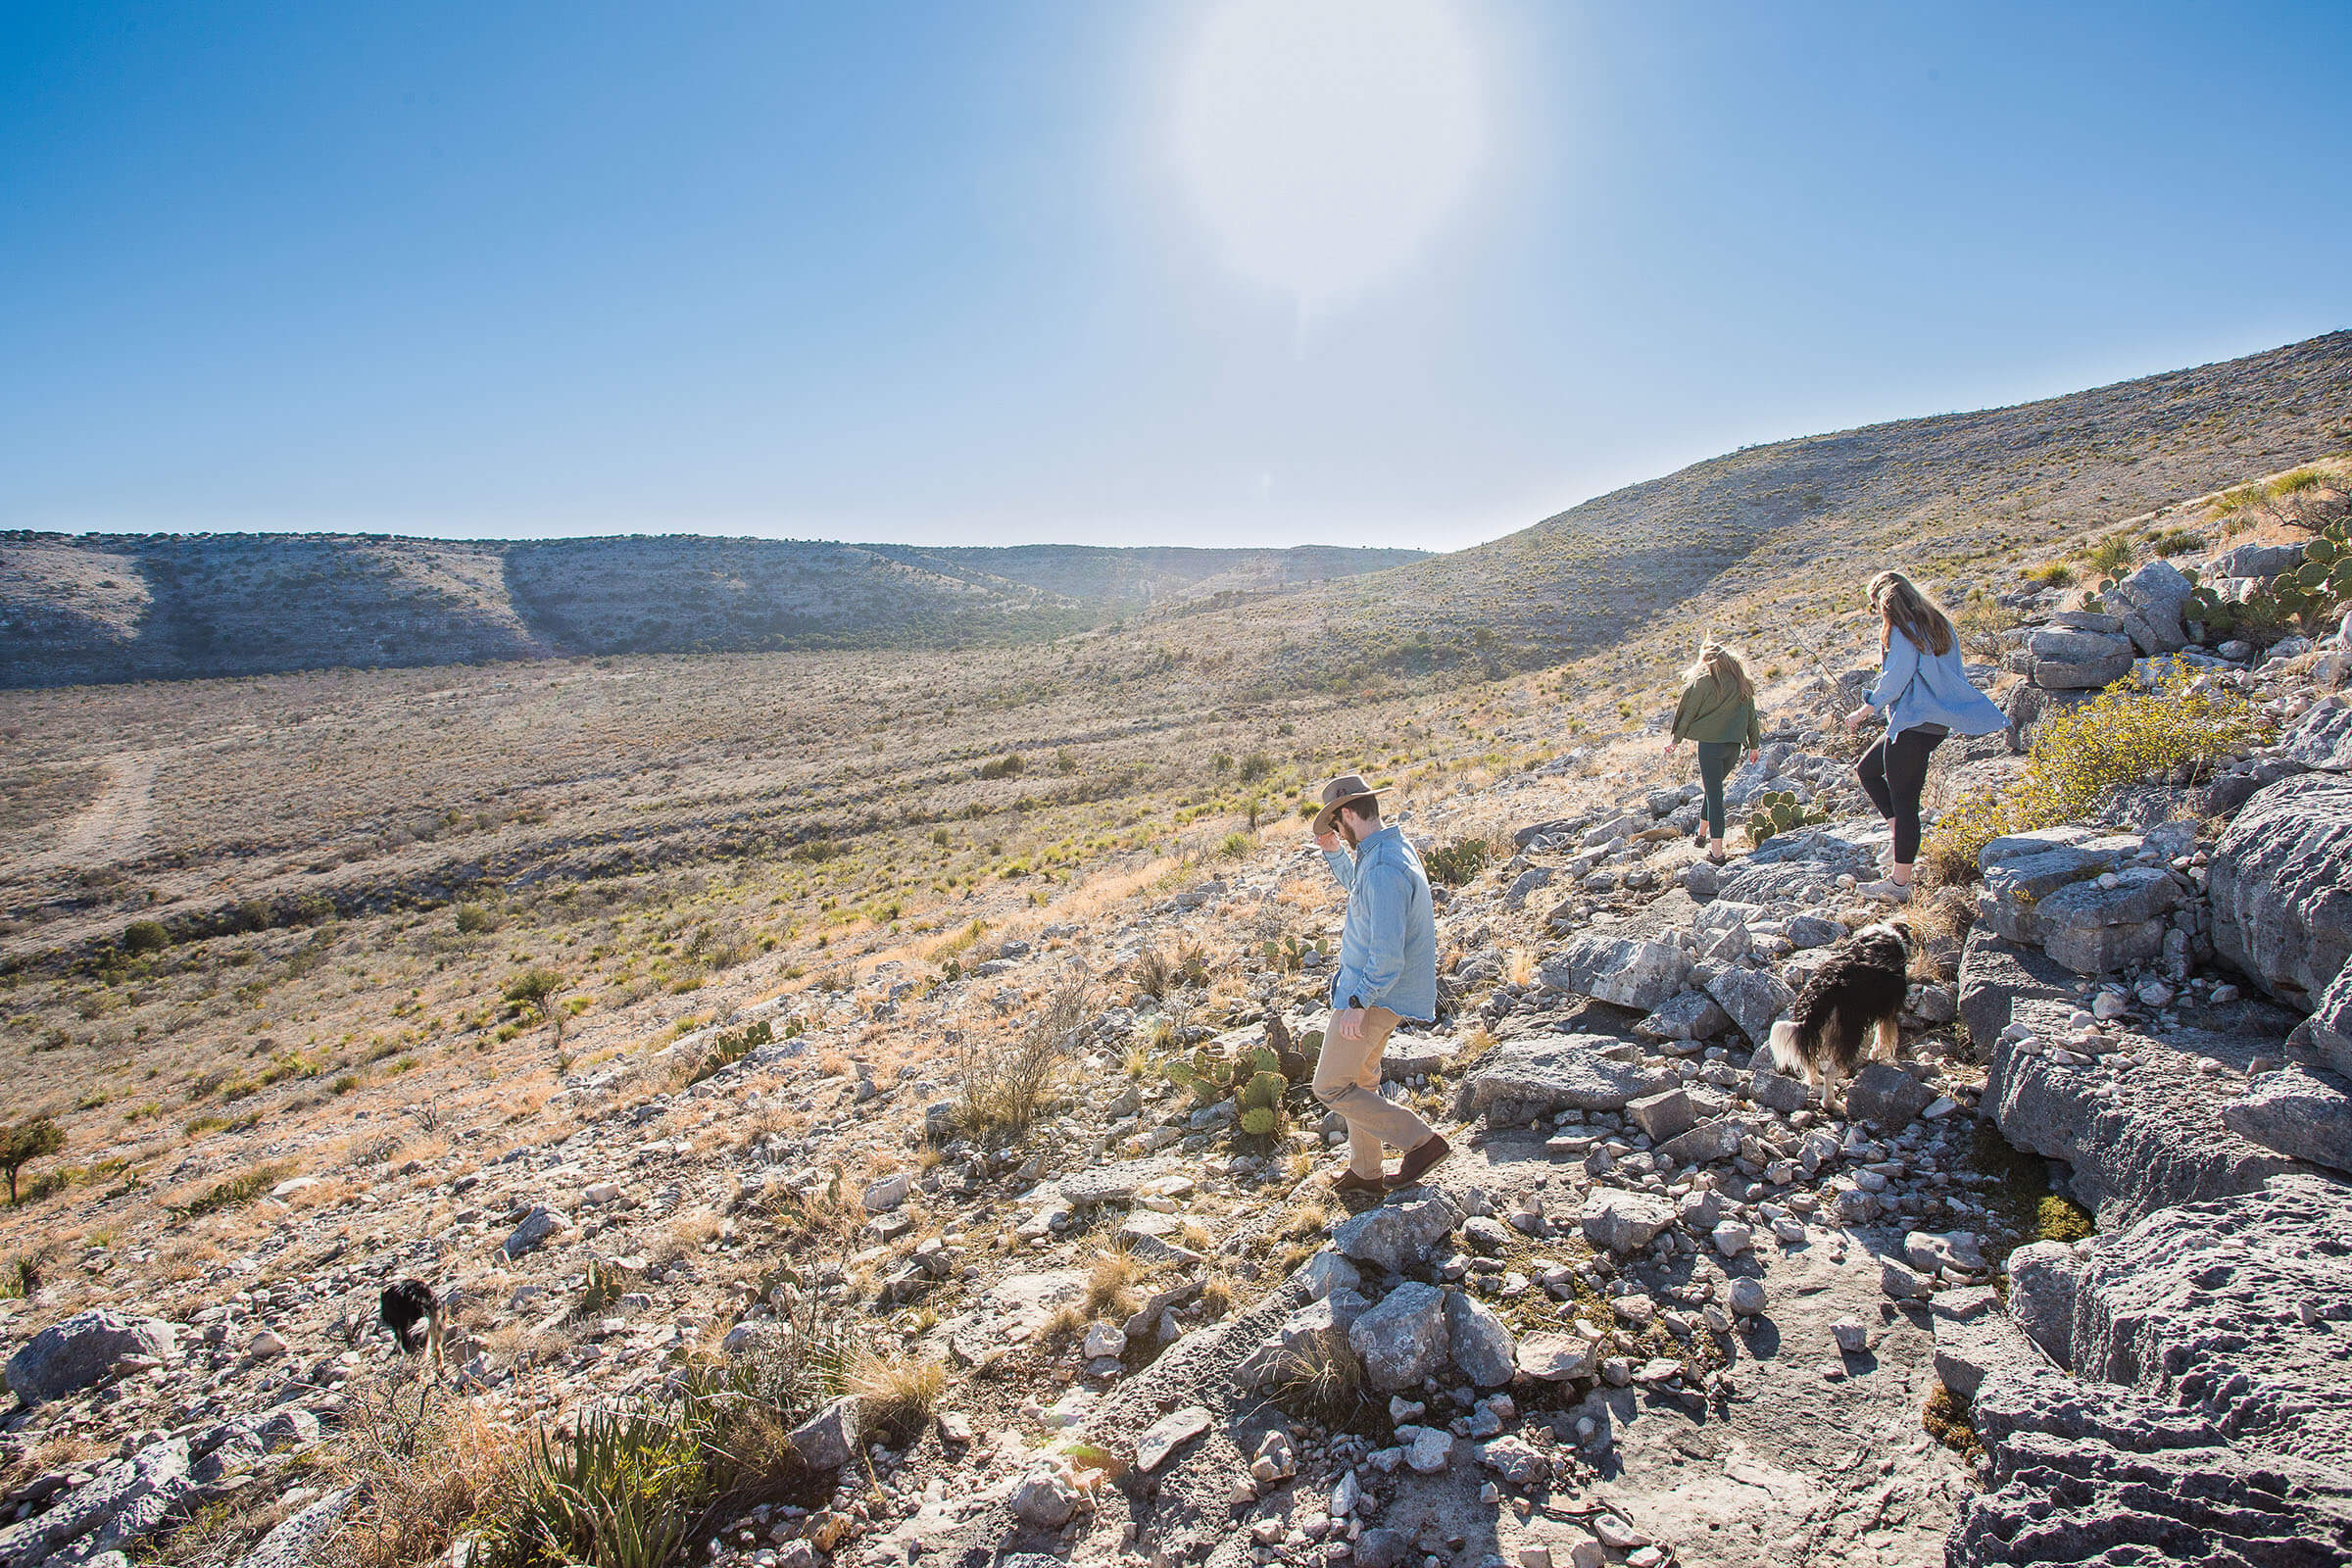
1923,668,2272,883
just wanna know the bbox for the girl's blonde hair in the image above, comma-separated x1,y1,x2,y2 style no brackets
1682,642,1754,703
1867,570,1956,657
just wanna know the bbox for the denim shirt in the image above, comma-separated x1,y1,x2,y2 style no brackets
1321,824,1439,1024
1867,629,2008,741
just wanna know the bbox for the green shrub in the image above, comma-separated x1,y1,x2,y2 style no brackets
121,919,170,956
977,754,1025,780
1925,668,2269,882
0,1117,65,1206
454,904,495,935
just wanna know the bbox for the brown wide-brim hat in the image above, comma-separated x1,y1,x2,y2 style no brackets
1313,774,1385,837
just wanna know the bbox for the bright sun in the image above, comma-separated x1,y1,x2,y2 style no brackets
1171,0,1485,318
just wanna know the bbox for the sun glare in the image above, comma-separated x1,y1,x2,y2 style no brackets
1171,0,1485,318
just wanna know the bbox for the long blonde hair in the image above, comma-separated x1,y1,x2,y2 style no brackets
1867,570,1956,657
1682,642,1754,703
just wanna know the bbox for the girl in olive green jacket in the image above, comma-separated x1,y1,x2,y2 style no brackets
1664,643,1762,863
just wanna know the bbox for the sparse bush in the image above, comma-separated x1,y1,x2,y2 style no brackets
977,753,1025,780
503,967,570,1049
2023,563,2075,588
2146,526,2204,556
0,1117,65,1206
121,919,170,956
954,979,1087,1138
1925,669,2269,882
1239,752,1273,782
454,904,495,935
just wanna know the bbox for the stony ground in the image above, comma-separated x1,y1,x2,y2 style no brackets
5,479,2352,1568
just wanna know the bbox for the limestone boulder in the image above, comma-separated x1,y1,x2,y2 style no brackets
5,1309,176,1405
1579,1190,1677,1253
2105,559,2194,655
2278,696,2352,772
1954,1175,2352,1568
1348,1282,1449,1392
1329,1193,1461,1274
1442,1290,1517,1389
2208,775,2352,1007
1538,935,1690,1011
2004,1239,2085,1367
1453,1038,1674,1127
1704,966,1794,1047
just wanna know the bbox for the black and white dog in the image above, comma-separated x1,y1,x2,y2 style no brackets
1769,918,1916,1107
378,1279,444,1372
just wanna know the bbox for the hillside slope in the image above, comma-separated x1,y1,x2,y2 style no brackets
1203,330,2352,676
0,537,1423,687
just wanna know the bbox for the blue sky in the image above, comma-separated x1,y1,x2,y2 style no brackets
4,1,2348,551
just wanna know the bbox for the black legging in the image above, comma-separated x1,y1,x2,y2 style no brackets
1856,726,1946,864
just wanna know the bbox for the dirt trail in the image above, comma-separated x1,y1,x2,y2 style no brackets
9,752,158,874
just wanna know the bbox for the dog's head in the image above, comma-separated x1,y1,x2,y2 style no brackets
1855,916,1918,961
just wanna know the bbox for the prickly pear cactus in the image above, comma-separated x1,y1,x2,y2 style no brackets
1745,788,1828,847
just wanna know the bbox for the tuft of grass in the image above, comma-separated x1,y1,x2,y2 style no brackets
1923,1383,1983,1459
1266,1334,1367,1426
850,1352,946,1444
172,1160,294,1219
2023,563,2075,589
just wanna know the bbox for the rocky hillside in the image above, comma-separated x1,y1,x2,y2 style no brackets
1200,330,2352,676
5,522,2349,1568
0,538,1424,688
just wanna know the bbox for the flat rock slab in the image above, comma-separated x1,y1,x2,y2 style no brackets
975,1269,1089,1342
2221,1063,2352,1175
1134,1404,1211,1472
1453,1036,1676,1126
1983,1028,2307,1229
1057,1158,1179,1206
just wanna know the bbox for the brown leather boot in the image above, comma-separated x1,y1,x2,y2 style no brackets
1388,1134,1451,1189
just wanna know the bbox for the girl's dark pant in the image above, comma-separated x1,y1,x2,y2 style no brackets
1696,741,1741,839
1857,726,1947,864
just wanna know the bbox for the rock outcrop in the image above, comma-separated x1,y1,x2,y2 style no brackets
1955,1176,2352,1567
2209,775,2352,1007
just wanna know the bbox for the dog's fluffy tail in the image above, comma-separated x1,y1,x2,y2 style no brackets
1768,1018,1806,1078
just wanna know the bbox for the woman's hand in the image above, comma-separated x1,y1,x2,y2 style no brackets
1746,749,1760,765
1664,737,1680,754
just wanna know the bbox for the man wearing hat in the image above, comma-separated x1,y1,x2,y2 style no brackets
1309,774,1449,1195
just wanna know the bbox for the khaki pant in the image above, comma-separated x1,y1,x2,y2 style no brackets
1312,1005,1440,1179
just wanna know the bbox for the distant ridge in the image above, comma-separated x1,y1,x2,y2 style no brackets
0,537,1425,688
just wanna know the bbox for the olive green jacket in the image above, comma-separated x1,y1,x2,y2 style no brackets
1671,674,1762,747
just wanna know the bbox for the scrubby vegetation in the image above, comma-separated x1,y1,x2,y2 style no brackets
1924,669,2271,882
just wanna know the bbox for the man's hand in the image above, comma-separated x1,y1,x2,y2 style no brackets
1845,705,1871,734
1332,1006,1365,1042
1314,828,1342,853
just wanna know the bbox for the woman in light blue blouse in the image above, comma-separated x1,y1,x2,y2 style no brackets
1843,570,2007,901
